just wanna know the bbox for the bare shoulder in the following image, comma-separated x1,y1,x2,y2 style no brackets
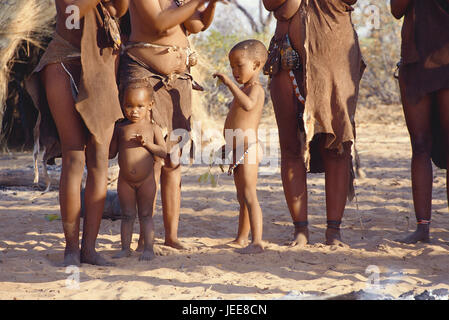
248,83,265,110
115,120,131,133
249,83,266,99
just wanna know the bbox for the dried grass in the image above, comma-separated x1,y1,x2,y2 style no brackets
0,0,56,124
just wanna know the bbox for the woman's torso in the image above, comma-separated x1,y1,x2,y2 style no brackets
128,0,190,75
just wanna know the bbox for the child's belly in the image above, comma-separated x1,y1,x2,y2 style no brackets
224,107,260,143
118,149,155,183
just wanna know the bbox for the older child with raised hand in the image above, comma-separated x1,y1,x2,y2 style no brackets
110,85,167,261
213,40,268,254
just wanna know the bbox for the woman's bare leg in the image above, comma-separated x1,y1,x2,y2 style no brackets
437,88,449,228
42,63,86,266
320,140,352,246
161,155,186,249
81,127,115,265
397,76,433,243
270,69,309,247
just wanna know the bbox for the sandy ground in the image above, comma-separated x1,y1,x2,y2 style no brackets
1,104,448,300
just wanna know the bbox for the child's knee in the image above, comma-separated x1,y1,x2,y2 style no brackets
122,209,137,220
242,190,259,207
138,212,153,224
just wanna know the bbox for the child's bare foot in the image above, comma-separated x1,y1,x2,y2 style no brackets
236,243,264,254
136,238,144,252
287,222,309,247
81,250,116,266
113,249,132,259
64,250,80,267
325,228,347,247
164,239,189,250
139,249,156,261
396,225,430,244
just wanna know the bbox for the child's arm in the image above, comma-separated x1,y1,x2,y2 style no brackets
109,125,119,159
104,0,129,18
390,0,412,19
213,73,263,112
274,0,301,21
132,0,208,34
183,0,221,34
134,127,167,159
152,125,168,159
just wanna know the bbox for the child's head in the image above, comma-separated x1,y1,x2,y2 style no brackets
121,84,154,123
228,39,268,84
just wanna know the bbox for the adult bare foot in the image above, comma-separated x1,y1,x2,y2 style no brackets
139,249,156,261
236,243,264,254
64,250,80,267
81,250,116,266
112,249,132,259
396,224,430,244
287,222,309,247
325,228,347,247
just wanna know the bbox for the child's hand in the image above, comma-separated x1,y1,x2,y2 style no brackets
133,134,147,147
213,73,231,86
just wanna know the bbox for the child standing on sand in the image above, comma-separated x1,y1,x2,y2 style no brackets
213,40,268,254
109,85,167,261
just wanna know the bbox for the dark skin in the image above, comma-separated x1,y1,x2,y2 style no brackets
263,0,308,247
264,0,357,247
43,0,129,267
391,0,449,243
109,87,166,261
214,48,266,254
128,0,221,250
